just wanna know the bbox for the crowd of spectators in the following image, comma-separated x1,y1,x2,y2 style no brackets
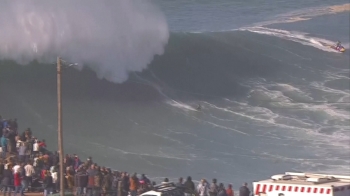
0,115,251,196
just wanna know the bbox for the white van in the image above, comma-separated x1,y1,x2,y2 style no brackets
253,172,350,196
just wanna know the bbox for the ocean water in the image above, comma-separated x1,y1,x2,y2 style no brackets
0,0,349,189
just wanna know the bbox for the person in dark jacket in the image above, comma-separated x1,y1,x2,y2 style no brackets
239,183,250,196
217,183,227,196
52,151,59,166
93,167,103,196
176,177,186,195
117,173,125,196
74,155,82,171
8,129,16,154
19,163,27,195
209,178,218,196
122,173,130,196
0,115,3,135
102,168,113,196
75,168,88,196
111,171,119,196
86,164,97,196
1,169,13,196
43,171,53,196
184,176,195,196
0,160,5,177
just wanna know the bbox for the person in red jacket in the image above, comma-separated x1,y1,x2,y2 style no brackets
13,171,22,196
39,139,47,151
226,184,234,196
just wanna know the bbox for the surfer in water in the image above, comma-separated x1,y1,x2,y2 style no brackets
336,41,342,49
196,103,202,111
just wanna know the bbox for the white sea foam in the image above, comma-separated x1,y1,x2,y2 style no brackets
0,0,169,83
166,101,198,112
240,27,340,53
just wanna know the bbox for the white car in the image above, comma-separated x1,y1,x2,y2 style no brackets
140,182,184,196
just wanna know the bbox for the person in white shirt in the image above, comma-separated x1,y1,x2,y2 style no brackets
52,168,58,193
33,140,39,156
16,139,22,149
25,161,35,191
33,156,39,167
50,165,55,173
25,162,35,177
13,163,20,174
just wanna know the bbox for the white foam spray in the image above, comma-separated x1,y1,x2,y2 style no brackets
240,27,342,53
0,0,169,83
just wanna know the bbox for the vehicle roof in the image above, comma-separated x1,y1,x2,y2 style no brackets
255,172,350,187
141,183,183,196
141,191,160,195
257,178,349,187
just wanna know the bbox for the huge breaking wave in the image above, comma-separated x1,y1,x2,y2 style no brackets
1,30,349,132
0,0,169,83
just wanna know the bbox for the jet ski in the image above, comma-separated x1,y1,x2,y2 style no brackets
330,45,345,52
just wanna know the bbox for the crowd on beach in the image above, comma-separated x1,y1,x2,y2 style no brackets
0,115,252,196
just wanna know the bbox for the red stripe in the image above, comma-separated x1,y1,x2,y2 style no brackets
294,186,299,192
254,184,342,195
275,185,280,191
262,184,267,193
307,187,311,193
268,185,273,192
255,184,260,195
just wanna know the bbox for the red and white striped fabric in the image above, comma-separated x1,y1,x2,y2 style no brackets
254,183,350,195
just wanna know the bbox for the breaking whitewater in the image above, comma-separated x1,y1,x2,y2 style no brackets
0,2,349,186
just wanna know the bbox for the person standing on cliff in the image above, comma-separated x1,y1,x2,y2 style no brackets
18,142,26,163
129,173,139,196
0,115,3,135
209,178,218,196
197,179,210,196
43,170,53,196
239,183,250,196
226,184,234,196
24,161,35,192
2,166,13,196
7,127,16,155
184,176,195,196
32,139,39,158
1,133,8,159
13,168,22,196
